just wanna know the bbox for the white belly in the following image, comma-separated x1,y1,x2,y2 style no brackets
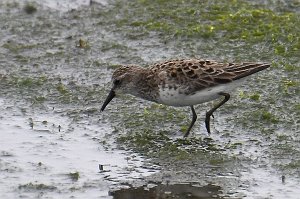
158,79,245,107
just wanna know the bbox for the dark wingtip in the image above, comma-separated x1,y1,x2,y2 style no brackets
233,63,271,80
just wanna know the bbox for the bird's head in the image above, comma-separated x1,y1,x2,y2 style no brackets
101,65,142,111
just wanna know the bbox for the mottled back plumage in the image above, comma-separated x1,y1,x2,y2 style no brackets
149,59,269,95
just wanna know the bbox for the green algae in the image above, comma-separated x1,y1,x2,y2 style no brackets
1,75,46,93
238,91,261,101
260,111,278,123
249,93,260,101
56,83,69,95
117,128,232,165
116,118,225,161
284,160,300,170
23,3,37,14
0,1,299,196
18,182,57,191
68,171,80,181
107,0,299,60
34,96,46,103
2,42,38,53
284,63,299,72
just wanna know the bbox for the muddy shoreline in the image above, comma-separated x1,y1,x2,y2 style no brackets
0,0,299,198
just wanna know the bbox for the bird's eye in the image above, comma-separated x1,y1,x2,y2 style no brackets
114,79,121,85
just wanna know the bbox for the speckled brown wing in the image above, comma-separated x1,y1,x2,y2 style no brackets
150,59,270,94
150,59,234,89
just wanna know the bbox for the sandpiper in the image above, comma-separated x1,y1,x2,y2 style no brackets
101,59,270,137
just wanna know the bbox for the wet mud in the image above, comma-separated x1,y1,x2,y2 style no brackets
0,0,299,198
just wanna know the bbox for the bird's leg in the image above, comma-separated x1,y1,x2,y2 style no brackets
184,105,197,138
205,92,230,135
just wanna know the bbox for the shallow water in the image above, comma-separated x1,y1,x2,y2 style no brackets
0,97,159,198
0,0,299,198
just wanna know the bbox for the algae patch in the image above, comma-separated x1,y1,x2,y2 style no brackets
18,183,57,191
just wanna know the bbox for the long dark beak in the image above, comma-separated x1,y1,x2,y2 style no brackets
101,89,116,111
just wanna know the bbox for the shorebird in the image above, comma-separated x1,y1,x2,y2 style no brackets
101,59,270,137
